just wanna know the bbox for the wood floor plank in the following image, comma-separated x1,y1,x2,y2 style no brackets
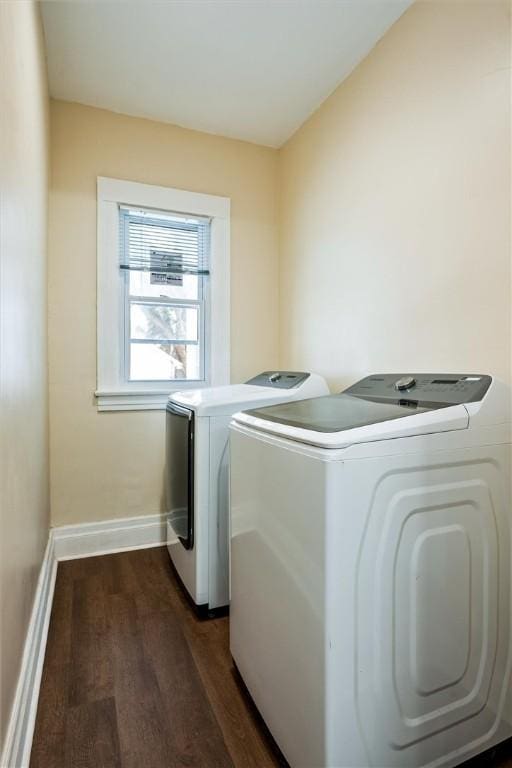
29,663,69,768
68,573,114,707
108,592,183,768
141,609,234,768
126,547,180,616
181,615,283,768
104,550,144,597
143,548,283,767
30,569,74,768
64,698,122,768
39,565,74,669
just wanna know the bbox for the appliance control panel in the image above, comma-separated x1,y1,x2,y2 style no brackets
245,371,311,390
344,374,492,405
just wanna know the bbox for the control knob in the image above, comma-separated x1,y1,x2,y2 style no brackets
269,372,282,383
395,375,416,391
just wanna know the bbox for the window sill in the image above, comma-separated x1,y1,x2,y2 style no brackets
95,388,202,412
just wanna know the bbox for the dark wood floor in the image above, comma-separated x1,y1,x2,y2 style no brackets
30,546,512,768
30,547,285,768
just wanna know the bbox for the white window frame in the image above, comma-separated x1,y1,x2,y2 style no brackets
96,177,230,411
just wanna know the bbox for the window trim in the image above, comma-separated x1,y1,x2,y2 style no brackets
96,177,230,411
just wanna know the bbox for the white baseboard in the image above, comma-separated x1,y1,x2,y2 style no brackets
1,513,167,767
0,534,57,768
52,512,167,561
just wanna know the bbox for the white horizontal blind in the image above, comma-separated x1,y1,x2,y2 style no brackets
119,205,211,276
119,204,208,383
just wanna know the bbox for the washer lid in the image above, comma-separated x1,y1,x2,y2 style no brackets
242,393,448,432
234,373,491,448
168,383,308,417
237,395,469,448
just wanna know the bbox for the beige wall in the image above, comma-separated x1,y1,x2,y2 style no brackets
0,1,50,748
49,0,511,529
49,101,279,526
279,0,511,391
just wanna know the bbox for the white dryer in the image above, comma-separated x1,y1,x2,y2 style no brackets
229,373,512,768
165,370,328,614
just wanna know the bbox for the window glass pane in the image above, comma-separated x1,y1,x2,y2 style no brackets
129,270,199,300
130,303,198,342
130,343,200,381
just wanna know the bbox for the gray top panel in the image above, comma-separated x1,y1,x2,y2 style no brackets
244,371,310,389
345,374,492,405
244,373,491,433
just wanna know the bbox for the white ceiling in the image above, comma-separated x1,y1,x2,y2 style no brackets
41,0,413,148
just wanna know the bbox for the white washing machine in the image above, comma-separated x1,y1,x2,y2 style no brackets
229,373,512,767
165,370,328,614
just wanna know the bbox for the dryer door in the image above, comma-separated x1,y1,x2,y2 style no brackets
166,402,194,550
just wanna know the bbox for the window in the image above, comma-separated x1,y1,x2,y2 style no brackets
96,178,230,411
120,206,208,383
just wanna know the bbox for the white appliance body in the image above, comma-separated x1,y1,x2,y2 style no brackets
165,371,328,611
229,374,512,767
